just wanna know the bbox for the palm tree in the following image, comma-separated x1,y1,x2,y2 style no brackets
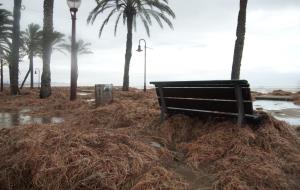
0,4,12,55
21,23,42,88
58,37,93,55
2,40,25,89
11,0,22,95
58,37,92,98
0,4,12,91
88,0,175,91
231,0,248,80
40,0,54,98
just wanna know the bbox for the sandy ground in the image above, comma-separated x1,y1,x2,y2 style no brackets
0,87,300,190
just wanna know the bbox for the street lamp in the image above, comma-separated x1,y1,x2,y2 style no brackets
34,68,40,88
136,39,147,92
67,0,81,101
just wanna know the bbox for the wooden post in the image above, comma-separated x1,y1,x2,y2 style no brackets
158,85,167,122
235,85,245,126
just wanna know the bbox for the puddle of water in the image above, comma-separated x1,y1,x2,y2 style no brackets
254,100,300,111
0,109,64,128
86,98,95,102
78,92,92,96
254,100,300,126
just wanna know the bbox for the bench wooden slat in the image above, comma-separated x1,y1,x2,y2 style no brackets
167,107,258,119
158,98,253,114
150,80,249,87
156,87,251,101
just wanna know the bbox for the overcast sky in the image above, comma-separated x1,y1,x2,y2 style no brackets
1,0,300,88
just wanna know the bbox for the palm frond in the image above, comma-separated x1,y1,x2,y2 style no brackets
87,0,175,37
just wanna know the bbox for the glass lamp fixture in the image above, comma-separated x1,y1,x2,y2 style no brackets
67,0,81,10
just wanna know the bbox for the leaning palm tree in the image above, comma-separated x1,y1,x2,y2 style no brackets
11,0,22,95
40,0,54,98
21,29,63,89
0,4,13,55
21,23,42,89
231,0,248,80
88,0,175,91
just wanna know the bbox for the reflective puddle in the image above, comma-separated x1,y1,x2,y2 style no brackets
0,108,64,128
254,100,300,126
78,92,92,96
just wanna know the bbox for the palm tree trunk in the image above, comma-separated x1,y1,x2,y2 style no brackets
231,0,248,80
122,14,134,91
10,0,22,95
30,53,34,88
1,59,3,92
20,55,33,89
40,0,54,98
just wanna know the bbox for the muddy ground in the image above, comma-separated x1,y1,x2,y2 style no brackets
0,87,300,190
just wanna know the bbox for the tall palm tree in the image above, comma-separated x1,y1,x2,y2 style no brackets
59,37,93,55
40,0,54,98
231,0,248,80
11,0,22,95
21,23,42,88
88,0,175,91
58,37,92,96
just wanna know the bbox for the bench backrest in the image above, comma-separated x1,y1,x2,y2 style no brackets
150,80,254,117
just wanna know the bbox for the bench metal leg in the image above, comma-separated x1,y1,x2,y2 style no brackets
158,86,167,123
235,85,245,126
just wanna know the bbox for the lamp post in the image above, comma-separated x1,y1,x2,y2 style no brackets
136,39,147,92
67,0,81,101
34,68,40,88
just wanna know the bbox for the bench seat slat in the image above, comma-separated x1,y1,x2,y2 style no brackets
150,80,249,87
156,87,251,100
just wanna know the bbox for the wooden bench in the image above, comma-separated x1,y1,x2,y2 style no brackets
150,80,259,126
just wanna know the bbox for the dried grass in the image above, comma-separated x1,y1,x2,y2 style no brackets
159,114,300,190
0,87,300,189
269,90,293,96
0,124,187,190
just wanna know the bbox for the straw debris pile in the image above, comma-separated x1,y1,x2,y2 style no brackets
0,88,300,190
0,124,187,189
159,114,300,189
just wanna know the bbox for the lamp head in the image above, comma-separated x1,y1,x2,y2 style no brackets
136,45,143,52
67,0,81,10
